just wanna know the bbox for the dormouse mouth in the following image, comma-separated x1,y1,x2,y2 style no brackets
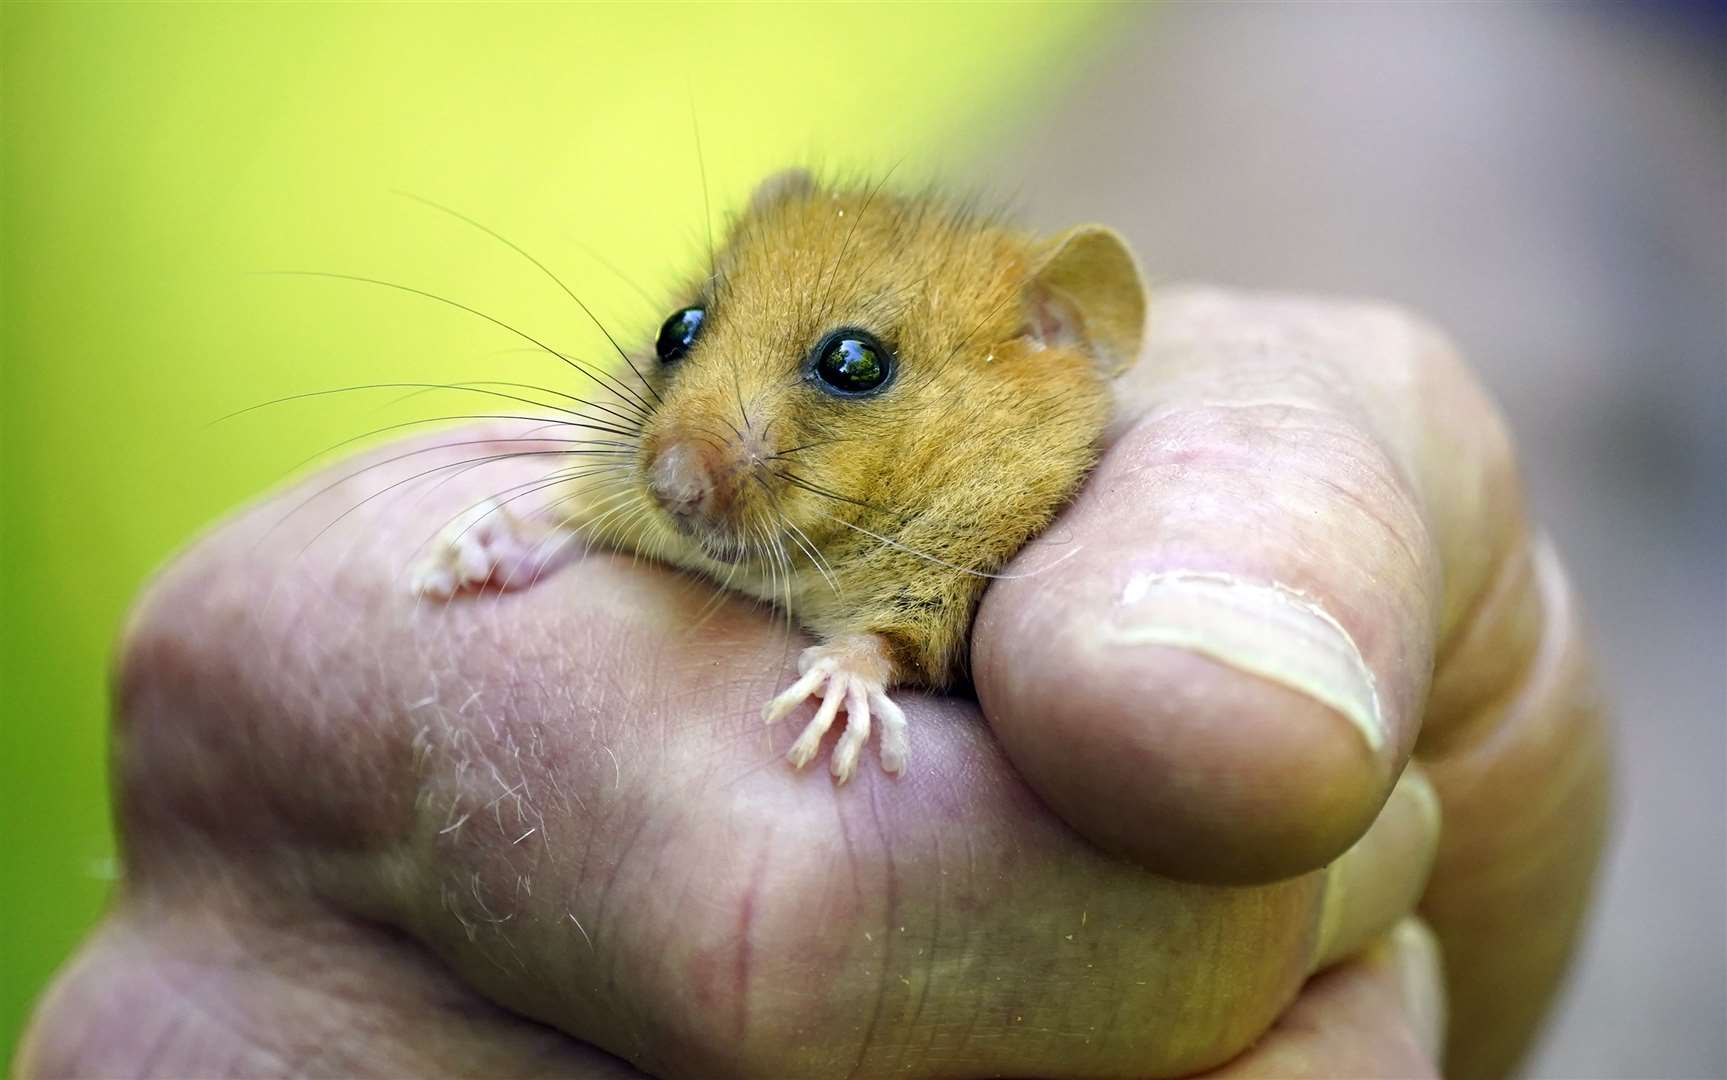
654,506,753,565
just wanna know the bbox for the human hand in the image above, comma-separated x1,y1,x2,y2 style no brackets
975,288,1611,1076
19,288,1607,1078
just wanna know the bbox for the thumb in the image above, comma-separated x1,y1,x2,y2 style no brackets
974,289,1517,883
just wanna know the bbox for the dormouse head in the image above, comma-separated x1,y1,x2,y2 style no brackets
631,169,1146,569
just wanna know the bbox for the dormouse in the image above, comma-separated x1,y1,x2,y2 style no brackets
414,169,1147,782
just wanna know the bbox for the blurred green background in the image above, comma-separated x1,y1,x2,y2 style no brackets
0,2,1121,1063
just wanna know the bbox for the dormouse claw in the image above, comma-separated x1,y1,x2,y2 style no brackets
763,635,908,783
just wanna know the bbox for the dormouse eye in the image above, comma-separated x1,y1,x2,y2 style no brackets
656,306,705,363
810,329,895,397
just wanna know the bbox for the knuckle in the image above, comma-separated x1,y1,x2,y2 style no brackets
109,529,261,797
112,546,234,740
106,519,374,857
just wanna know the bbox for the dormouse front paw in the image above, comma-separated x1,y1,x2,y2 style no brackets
762,633,909,783
409,498,569,598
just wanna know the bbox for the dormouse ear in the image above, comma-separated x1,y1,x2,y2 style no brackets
748,168,818,214
1023,225,1147,376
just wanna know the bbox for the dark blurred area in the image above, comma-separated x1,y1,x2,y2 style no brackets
984,4,1725,1076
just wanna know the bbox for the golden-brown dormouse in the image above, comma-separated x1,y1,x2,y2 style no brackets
413,169,1147,783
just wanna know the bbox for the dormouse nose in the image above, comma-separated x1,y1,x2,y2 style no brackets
647,438,732,522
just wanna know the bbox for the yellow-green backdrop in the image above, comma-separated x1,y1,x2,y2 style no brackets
1,2,1124,1063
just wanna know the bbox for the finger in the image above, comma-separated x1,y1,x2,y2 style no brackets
1312,766,1441,973
20,890,642,1078
974,288,1524,883
1417,538,1611,1079
108,426,1340,1078
1206,918,1446,1079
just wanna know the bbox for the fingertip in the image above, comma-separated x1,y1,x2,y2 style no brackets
1314,768,1442,971
977,598,1396,884
1387,918,1448,1062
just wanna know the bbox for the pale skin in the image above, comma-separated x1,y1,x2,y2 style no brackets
19,289,1609,1078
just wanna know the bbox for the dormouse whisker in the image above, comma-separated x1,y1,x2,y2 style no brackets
815,510,1082,581
771,467,906,520
211,380,641,429
285,446,624,557
419,452,633,506
288,421,637,478
263,270,657,417
394,191,663,407
768,436,854,459
376,379,647,431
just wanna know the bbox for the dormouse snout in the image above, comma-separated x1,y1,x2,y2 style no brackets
645,415,784,552
646,436,752,531
645,423,780,535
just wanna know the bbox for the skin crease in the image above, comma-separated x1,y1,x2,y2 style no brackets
17,289,1608,1079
